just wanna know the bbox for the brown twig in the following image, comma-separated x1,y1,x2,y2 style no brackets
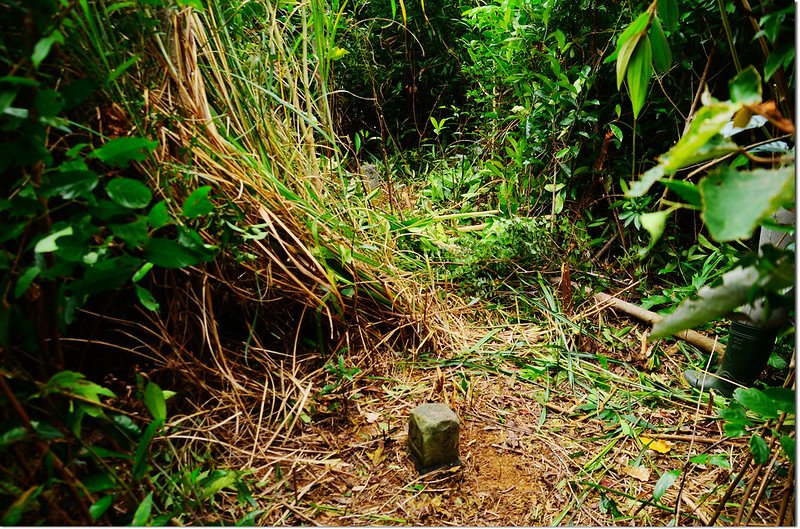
0,375,95,524
708,453,752,525
683,43,717,136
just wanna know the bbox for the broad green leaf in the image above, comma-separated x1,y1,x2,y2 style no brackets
34,89,64,118
86,447,133,461
178,229,215,257
237,510,266,526
656,257,794,339
733,388,779,419
749,434,770,464
34,226,74,253
649,17,671,73
14,266,40,299
653,469,680,502
628,165,665,197
82,473,117,493
30,421,63,440
329,47,349,61
132,418,164,480
147,200,171,229
182,186,214,219
76,256,141,296
31,31,64,69
106,178,152,209
0,90,16,115
651,266,759,338
688,453,731,468
663,103,739,172
145,238,205,269
661,180,701,207
110,217,149,246
627,37,652,118
609,123,623,141
780,435,795,463
761,387,796,415
552,29,566,51
90,494,114,521
640,209,670,248
176,0,204,9
729,66,762,104
657,0,678,32
627,107,741,198
130,492,153,526
90,199,133,221
91,137,157,167
700,166,794,242
38,371,116,402
144,381,167,421
40,170,99,199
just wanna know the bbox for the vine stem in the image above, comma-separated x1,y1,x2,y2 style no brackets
717,0,742,73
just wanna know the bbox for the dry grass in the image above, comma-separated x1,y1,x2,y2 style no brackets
75,3,794,526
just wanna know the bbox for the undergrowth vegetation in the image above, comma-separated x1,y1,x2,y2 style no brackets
0,0,794,525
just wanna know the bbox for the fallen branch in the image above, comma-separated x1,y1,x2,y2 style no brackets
592,291,724,355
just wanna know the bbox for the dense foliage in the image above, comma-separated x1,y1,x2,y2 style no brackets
0,0,794,524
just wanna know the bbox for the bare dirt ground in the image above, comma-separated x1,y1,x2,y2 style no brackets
232,319,794,526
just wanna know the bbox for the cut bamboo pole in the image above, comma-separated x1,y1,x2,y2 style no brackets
592,291,724,355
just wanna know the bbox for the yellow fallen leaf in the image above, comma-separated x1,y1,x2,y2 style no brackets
639,435,672,454
622,464,651,482
368,446,385,465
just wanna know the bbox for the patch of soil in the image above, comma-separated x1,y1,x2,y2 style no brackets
272,356,794,526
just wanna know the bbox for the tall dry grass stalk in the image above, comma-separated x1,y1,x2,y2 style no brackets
103,3,475,514
146,3,458,349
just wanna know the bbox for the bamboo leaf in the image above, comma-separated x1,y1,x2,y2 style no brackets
653,469,680,502
649,17,671,73
130,492,153,526
144,381,167,421
614,11,650,87
627,36,653,118
657,0,678,32
132,419,163,480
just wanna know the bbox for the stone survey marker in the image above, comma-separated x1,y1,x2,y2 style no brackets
408,403,462,474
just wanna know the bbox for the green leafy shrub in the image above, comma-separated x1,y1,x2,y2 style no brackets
450,215,588,297
0,371,253,525
0,1,218,367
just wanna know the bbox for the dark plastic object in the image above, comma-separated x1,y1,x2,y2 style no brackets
684,321,777,397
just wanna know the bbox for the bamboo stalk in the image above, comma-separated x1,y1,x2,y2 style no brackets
592,291,724,355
